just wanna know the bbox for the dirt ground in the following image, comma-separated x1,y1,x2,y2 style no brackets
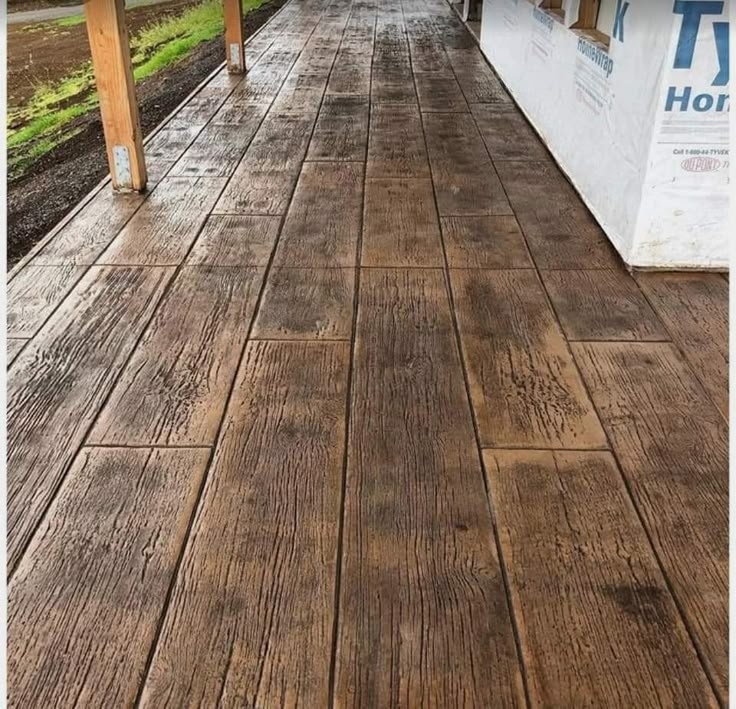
8,0,202,107
7,0,288,268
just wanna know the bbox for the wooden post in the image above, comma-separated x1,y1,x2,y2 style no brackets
84,0,147,192
573,0,601,28
224,0,246,73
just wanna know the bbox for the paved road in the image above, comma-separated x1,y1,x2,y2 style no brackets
8,0,169,25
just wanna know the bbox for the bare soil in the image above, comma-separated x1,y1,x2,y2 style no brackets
8,0,202,106
7,0,288,268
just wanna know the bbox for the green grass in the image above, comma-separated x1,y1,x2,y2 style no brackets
8,0,267,179
53,14,87,28
20,13,87,33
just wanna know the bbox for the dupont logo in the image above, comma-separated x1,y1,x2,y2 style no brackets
681,156,721,172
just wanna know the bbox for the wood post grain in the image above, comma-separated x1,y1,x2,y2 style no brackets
574,0,602,28
224,0,246,73
84,0,147,191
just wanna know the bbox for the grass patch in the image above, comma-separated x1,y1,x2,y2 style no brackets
19,13,86,33
53,14,87,28
8,0,267,179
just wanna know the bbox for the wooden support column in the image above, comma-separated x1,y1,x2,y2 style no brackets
224,0,246,73
85,0,147,192
573,0,601,28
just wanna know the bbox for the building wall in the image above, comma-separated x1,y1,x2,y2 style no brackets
479,0,729,268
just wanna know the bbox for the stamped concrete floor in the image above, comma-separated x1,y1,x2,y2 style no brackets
7,0,729,705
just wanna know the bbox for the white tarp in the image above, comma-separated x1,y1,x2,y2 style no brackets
480,0,730,268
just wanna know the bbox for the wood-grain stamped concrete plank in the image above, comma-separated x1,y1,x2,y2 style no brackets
636,272,728,419
271,72,330,116
306,95,369,161
423,112,512,216
471,103,549,161
414,71,469,112
7,265,173,572
334,268,525,708
99,177,227,266
572,341,728,701
89,266,266,447
362,177,444,267
451,269,607,449
444,48,511,103
367,104,430,178
8,447,210,708
441,216,533,269
32,189,144,266
485,449,718,708
542,269,669,342
215,113,316,215
7,339,28,367
495,160,619,269
140,340,350,707
186,214,281,266
326,58,372,96
253,267,355,339
169,105,269,178
272,161,364,267
7,264,86,338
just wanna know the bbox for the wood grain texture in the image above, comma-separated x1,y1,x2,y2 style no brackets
572,342,728,700
367,104,430,178
341,15,376,56
495,160,619,269
33,188,144,265
543,269,669,341
224,0,245,71
187,214,281,266
8,447,209,708
169,110,268,177
7,265,85,338
451,269,606,448
306,95,369,161
173,87,230,125
7,266,173,572
253,267,355,339
144,122,203,165
7,4,730,703
229,57,296,104
272,161,364,266
471,103,548,160
327,58,372,95
334,268,525,708
406,20,451,72
210,98,269,125
7,339,28,367
445,48,511,103
423,112,512,216
215,113,315,215
485,449,718,708
441,215,532,268
89,266,265,446
362,177,444,267
140,341,349,708
409,41,450,73
100,177,227,265
84,0,147,190
429,13,476,50
414,71,469,112
271,72,329,116
636,272,728,418
371,75,417,103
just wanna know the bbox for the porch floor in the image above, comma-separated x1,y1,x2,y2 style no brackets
7,0,728,705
